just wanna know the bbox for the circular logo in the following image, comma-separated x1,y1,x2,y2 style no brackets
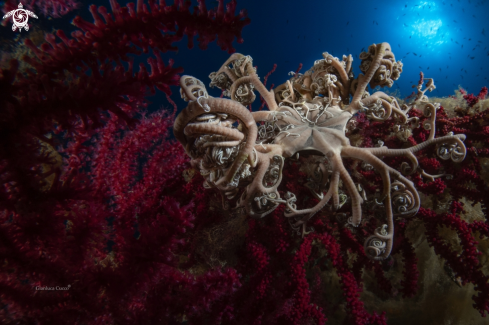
2,3,38,32
13,10,28,27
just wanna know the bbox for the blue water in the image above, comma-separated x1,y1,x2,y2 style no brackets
1,0,488,111
170,0,489,108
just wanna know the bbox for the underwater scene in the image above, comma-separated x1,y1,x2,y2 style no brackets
1,0,489,324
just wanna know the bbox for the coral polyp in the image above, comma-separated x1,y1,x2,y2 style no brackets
174,42,466,260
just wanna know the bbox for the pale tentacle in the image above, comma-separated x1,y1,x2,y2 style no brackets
343,146,393,200
174,97,258,189
349,42,392,113
292,169,340,227
203,140,242,148
365,134,466,162
342,146,422,260
238,146,285,218
342,146,394,259
333,153,364,226
322,52,350,102
251,111,273,122
343,146,421,213
419,102,438,140
212,53,279,111
184,123,244,140
399,152,417,176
